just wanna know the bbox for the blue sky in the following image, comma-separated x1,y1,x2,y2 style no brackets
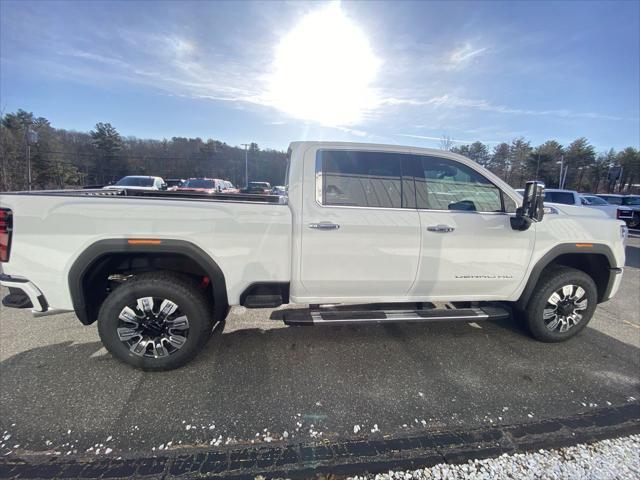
1,0,638,151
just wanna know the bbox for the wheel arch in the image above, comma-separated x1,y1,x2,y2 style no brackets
68,239,229,325
516,243,618,309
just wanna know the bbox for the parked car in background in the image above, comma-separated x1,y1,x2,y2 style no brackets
595,194,640,228
580,195,619,218
516,189,622,219
221,180,239,193
177,178,226,194
164,179,185,191
543,189,582,206
271,185,287,195
515,188,582,206
242,181,272,194
104,176,166,191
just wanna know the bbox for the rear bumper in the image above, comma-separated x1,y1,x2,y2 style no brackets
0,274,48,312
0,273,70,316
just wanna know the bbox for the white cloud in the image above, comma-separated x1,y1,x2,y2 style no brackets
448,44,488,69
383,94,626,121
395,133,500,145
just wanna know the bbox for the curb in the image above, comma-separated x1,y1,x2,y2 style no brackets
1,403,638,479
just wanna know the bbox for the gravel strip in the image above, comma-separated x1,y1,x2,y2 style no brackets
347,435,640,480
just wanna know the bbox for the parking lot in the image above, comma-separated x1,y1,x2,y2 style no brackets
1,239,639,462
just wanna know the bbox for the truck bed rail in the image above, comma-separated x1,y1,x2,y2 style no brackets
1,188,286,204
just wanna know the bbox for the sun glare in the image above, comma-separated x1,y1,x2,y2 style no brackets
267,2,380,126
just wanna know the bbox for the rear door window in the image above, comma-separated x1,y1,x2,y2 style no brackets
317,150,414,208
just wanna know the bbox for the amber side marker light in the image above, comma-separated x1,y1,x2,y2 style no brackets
127,239,162,245
575,243,593,248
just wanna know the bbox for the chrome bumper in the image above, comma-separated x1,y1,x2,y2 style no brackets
0,274,70,316
0,274,48,312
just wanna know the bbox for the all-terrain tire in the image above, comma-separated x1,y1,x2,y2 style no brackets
98,271,218,371
524,265,598,343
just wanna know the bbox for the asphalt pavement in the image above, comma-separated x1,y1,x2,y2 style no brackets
1,240,638,461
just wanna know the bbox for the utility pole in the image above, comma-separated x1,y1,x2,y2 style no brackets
25,128,38,191
26,143,31,191
241,143,250,188
617,166,624,193
557,155,564,188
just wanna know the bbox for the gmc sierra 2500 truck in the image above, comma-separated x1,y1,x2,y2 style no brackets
0,142,627,370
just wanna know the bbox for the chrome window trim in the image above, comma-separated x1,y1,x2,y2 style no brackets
416,208,511,216
315,148,517,214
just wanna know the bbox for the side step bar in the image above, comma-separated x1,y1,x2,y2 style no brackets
281,306,510,326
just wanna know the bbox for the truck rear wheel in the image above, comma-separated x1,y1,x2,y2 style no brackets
97,272,217,371
524,266,598,342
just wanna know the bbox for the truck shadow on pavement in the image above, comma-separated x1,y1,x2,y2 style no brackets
1,317,638,458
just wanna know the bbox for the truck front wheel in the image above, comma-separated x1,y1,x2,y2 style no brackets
524,266,598,342
97,272,217,371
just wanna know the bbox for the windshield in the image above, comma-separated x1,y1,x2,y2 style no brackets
622,196,640,206
184,179,216,189
114,176,154,187
582,196,608,205
249,182,270,188
601,196,623,205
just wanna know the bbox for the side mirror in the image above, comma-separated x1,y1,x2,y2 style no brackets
511,181,545,231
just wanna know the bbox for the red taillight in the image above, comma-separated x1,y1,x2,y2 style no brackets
0,208,13,262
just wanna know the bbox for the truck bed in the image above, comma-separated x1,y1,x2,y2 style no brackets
0,189,292,310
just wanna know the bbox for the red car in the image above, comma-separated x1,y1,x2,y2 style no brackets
177,178,237,194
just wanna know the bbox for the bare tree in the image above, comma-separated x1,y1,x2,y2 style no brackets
440,135,453,151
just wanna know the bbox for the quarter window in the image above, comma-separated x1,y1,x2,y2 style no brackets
415,156,503,212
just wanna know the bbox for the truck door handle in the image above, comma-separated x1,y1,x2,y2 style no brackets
427,224,455,233
309,222,340,230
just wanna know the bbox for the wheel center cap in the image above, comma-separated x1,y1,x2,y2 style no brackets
558,301,574,316
142,319,164,337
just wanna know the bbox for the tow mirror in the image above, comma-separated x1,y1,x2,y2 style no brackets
511,181,545,231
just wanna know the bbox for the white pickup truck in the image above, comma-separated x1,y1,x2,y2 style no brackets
0,142,627,370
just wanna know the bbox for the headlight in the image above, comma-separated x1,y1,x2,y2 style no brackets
621,224,629,241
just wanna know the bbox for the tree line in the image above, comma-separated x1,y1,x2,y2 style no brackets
1,108,638,193
445,137,638,194
0,109,288,191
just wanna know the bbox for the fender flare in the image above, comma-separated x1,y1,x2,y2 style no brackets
516,243,617,309
68,239,228,325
